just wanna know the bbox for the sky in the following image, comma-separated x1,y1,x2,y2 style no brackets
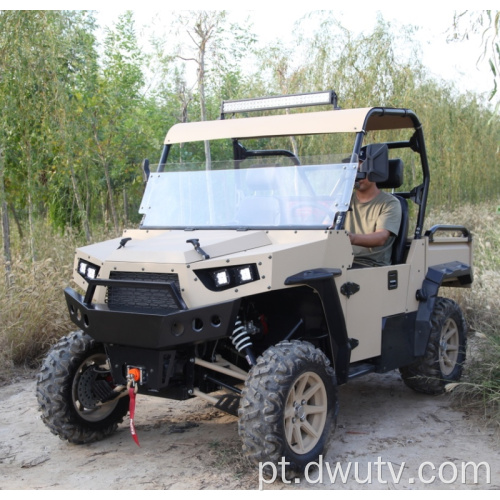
9,2,498,103
101,4,495,100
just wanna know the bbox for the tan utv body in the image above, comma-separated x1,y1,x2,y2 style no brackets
37,91,473,473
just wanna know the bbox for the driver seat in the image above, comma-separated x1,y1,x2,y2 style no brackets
236,168,280,226
377,159,409,265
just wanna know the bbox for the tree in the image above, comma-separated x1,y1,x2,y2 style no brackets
90,10,145,232
0,147,11,283
451,10,500,113
169,11,256,167
175,12,225,169
0,15,12,279
0,11,99,256
255,41,309,156
48,11,99,242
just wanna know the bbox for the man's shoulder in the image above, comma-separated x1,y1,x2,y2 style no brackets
376,191,402,212
376,190,399,204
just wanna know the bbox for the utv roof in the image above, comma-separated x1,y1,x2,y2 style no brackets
164,107,421,145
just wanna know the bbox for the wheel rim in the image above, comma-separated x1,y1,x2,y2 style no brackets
284,371,328,455
439,318,460,376
72,353,120,422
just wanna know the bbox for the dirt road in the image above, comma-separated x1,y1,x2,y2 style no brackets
1,369,498,490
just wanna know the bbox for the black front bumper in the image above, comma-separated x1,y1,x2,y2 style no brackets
64,285,240,349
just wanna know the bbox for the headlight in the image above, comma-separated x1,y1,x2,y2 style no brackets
236,266,253,284
213,269,231,287
196,264,259,291
77,259,101,281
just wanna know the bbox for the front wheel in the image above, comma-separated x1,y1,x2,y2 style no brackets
238,340,338,473
400,297,467,395
36,330,129,444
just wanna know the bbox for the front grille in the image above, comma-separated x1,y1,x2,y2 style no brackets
106,271,182,314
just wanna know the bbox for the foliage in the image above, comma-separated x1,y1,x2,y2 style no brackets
0,11,99,255
91,10,147,232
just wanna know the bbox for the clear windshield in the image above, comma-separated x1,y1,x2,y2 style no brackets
139,156,357,229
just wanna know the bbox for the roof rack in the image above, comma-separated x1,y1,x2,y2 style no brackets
220,90,339,119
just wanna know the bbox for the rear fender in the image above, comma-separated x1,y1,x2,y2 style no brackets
414,261,472,356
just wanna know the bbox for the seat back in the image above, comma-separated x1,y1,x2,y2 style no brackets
391,195,409,264
377,159,409,265
236,168,280,225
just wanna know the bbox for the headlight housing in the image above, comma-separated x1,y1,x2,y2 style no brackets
77,259,101,281
196,264,259,291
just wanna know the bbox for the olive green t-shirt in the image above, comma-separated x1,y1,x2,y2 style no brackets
346,191,402,267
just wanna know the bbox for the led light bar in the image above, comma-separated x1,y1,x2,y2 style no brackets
221,90,338,117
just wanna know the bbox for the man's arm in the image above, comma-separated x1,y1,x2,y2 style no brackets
348,228,391,248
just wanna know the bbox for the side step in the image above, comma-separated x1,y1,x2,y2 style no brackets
192,389,241,417
348,363,376,380
214,394,241,417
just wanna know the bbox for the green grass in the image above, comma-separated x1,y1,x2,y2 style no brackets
446,329,500,422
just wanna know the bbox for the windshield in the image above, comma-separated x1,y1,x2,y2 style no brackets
139,156,357,229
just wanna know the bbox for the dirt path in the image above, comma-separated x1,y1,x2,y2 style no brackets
1,370,498,490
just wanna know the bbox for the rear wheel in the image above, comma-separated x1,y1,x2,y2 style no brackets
238,340,338,473
400,297,467,395
37,330,129,444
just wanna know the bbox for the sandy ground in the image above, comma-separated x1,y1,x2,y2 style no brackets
0,369,499,491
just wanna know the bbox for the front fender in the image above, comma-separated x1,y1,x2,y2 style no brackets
285,268,352,384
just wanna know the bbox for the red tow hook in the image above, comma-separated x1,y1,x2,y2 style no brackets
127,368,141,447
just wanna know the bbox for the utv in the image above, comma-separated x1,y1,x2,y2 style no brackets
37,91,473,472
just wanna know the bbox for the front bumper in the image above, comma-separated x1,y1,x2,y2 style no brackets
64,284,240,349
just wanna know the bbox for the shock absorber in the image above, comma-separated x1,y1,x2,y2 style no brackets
231,317,257,366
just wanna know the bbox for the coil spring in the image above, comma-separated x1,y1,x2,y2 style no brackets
231,317,253,353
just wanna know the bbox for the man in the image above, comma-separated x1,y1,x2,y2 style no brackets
346,148,402,267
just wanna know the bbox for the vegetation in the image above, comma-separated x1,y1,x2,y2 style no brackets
427,204,500,427
0,10,499,421
452,10,500,114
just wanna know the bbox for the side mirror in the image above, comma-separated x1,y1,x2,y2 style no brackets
358,144,388,183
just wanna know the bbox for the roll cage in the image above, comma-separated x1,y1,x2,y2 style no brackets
150,91,430,239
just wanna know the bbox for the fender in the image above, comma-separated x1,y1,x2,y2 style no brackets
414,261,473,356
284,268,352,384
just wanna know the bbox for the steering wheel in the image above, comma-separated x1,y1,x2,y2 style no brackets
289,202,334,224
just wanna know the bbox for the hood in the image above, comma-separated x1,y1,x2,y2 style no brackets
78,230,273,265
